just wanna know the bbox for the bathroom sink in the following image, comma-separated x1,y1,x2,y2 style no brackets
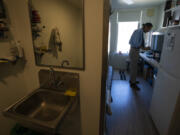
3,88,74,133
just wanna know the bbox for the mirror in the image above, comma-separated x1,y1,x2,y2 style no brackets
28,0,84,70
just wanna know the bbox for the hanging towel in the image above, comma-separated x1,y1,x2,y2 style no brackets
54,27,61,45
53,27,62,51
48,27,62,58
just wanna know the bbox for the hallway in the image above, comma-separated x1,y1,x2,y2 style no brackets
106,72,159,135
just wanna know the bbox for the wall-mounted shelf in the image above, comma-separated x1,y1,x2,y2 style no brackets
165,6,180,13
163,3,180,28
0,60,8,63
34,46,51,54
0,57,22,65
0,0,10,41
0,27,8,31
162,24,180,29
0,0,6,19
167,24,180,28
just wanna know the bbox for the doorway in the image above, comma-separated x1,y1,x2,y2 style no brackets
104,14,158,135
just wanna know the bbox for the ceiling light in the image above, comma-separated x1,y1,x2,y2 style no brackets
122,0,134,5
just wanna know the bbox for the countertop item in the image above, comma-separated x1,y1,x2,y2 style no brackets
139,52,159,68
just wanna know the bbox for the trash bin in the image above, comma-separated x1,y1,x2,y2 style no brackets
11,124,42,135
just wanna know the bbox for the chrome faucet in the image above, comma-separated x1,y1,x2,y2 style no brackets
49,67,56,86
49,67,64,89
55,77,64,88
61,60,70,67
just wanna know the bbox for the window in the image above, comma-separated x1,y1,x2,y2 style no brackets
108,22,111,55
117,21,139,53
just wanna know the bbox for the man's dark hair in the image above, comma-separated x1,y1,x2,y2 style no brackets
143,23,153,28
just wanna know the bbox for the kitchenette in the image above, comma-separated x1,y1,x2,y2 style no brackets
139,31,164,86
106,0,180,135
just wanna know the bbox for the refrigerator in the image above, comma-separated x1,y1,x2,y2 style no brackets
150,27,180,135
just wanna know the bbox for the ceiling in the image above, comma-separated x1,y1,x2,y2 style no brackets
111,0,166,9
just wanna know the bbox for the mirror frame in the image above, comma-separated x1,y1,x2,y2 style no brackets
28,0,85,70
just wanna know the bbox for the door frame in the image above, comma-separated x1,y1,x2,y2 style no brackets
99,0,110,134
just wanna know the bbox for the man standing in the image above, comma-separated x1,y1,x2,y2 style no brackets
129,23,153,90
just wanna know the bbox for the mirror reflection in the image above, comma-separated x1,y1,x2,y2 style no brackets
29,0,84,69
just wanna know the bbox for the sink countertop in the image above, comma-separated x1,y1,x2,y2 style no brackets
3,88,81,135
56,104,81,135
38,70,81,134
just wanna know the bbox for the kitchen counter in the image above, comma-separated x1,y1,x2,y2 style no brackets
139,53,160,69
56,104,81,135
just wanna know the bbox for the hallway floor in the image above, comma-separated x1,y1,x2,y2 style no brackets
106,71,159,135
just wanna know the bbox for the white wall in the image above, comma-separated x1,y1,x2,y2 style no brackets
0,0,30,134
0,62,28,134
32,0,83,68
157,4,165,29
0,0,104,135
141,7,161,30
109,12,118,53
118,10,141,22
